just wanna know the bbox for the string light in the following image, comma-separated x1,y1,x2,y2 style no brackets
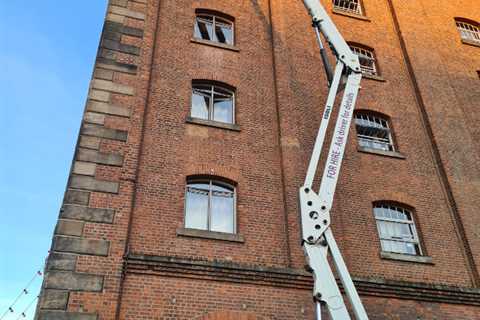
15,296,39,320
0,270,42,320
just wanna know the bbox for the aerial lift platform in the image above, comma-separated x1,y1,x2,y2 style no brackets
298,1,369,319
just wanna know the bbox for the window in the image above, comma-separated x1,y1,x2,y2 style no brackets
354,112,395,152
349,44,378,76
194,11,234,45
374,203,422,256
191,82,235,124
455,18,480,44
185,178,236,234
333,0,363,16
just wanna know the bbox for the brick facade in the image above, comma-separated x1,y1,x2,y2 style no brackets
36,0,480,319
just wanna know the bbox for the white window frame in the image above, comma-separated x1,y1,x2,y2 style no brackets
333,0,363,16
184,178,237,234
194,13,235,45
374,204,422,256
354,113,395,152
349,45,378,76
191,83,236,124
456,19,480,44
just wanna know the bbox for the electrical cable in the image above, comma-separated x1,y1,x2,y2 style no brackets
0,271,42,320
14,296,39,320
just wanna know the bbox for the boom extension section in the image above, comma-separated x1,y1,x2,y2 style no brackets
299,1,368,319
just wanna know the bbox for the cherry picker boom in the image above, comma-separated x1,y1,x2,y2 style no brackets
298,1,369,319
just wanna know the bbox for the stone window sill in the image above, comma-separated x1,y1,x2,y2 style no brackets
191,38,240,52
362,73,386,82
332,8,371,22
461,39,480,48
186,116,241,132
357,146,406,159
177,227,245,243
381,251,433,264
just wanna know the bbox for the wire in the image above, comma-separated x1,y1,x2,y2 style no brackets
0,271,42,320
14,296,39,320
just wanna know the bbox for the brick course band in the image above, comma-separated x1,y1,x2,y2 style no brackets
37,311,98,320
126,254,480,306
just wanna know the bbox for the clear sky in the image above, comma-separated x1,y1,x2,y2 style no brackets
0,1,107,318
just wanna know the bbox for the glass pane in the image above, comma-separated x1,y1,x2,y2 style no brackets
210,184,234,233
185,184,209,230
213,88,233,123
194,17,213,41
215,22,233,44
191,87,211,120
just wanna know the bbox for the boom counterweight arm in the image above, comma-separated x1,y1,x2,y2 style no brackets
298,1,369,320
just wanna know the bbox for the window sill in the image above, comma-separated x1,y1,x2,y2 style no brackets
186,116,241,132
461,39,480,48
357,146,406,159
381,251,433,264
332,8,371,22
362,73,386,82
177,227,245,243
191,38,240,52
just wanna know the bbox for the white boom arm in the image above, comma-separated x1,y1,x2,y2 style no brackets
299,1,368,320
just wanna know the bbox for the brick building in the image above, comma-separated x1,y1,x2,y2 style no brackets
35,0,480,319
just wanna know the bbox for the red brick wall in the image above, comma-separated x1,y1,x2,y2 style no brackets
36,0,480,319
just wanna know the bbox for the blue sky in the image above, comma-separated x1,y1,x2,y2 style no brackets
0,1,107,318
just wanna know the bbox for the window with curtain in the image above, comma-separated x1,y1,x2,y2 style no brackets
374,203,422,255
185,178,236,234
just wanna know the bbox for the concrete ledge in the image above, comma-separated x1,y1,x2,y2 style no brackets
69,175,119,194
37,311,98,320
357,146,406,159
461,39,480,48
45,271,103,292
332,8,371,21
87,101,130,117
380,251,433,264
61,205,115,224
46,253,77,271
77,148,124,166
91,79,135,95
190,38,240,52
177,228,244,243
186,116,241,132
55,220,84,237
64,190,90,206
53,236,109,256
81,123,128,142
39,289,69,310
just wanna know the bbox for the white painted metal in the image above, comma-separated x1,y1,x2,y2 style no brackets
299,1,369,320
302,0,360,72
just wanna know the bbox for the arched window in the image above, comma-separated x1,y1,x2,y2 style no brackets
194,10,234,45
373,203,422,256
348,43,379,76
354,111,395,152
455,18,480,44
333,0,364,16
185,177,236,234
191,81,235,124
